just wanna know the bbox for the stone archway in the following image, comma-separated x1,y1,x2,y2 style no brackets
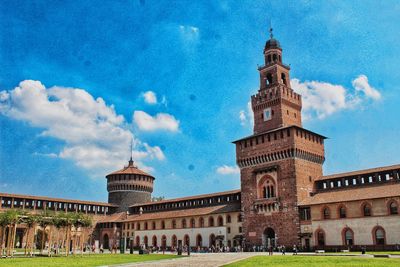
263,227,276,248
209,234,216,247
15,228,25,248
184,234,190,247
103,234,109,249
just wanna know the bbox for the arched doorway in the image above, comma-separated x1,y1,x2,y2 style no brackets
161,235,167,249
263,228,275,248
171,235,177,249
209,234,216,247
196,234,202,247
103,234,109,249
152,235,157,247
15,228,24,248
184,234,190,247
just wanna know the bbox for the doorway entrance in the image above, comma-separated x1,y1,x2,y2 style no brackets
263,227,276,248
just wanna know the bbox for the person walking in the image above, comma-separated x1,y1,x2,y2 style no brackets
268,246,273,256
293,245,297,255
281,245,286,255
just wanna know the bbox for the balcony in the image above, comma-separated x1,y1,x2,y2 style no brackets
253,197,280,214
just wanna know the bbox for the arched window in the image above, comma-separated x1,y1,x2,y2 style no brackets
273,54,277,62
267,54,271,64
152,221,156,229
339,205,347,218
373,227,385,245
266,73,273,86
237,214,242,222
343,228,354,246
281,73,287,85
144,235,148,246
258,176,276,199
182,219,187,228
323,207,330,219
199,217,205,227
190,218,195,228
363,203,372,216
161,220,165,229
217,216,223,226
208,217,215,227
315,229,325,246
389,201,398,215
137,223,141,230
172,219,177,229
135,236,140,247
144,222,148,230
152,235,157,247
226,215,231,223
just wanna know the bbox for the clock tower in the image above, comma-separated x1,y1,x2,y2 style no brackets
234,28,326,248
252,28,302,134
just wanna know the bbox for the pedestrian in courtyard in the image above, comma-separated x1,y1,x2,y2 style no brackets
293,244,297,255
281,245,286,255
268,246,273,256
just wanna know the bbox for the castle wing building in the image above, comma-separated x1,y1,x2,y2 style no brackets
1,27,399,252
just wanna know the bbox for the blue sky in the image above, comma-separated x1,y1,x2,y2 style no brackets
1,0,399,202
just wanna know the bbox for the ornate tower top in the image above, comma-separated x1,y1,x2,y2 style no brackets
264,27,281,51
252,29,302,134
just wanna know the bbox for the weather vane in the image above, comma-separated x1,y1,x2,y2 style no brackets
269,19,273,39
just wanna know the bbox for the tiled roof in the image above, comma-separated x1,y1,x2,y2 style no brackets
299,183,400,206
130,189,241,207
0,192,117,207
106,160,153,178
317,164,400,181
95,212,127,223
123,203,241,222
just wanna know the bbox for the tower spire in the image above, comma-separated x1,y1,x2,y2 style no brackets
269,20,273,39
128,138,134,167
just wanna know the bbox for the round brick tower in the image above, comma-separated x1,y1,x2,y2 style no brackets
106,158,154,212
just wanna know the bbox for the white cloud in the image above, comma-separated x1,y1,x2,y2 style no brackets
161,95,168,107
143,91,157,104
291,75,381,119
143,143,165,161
0,80,164,176
291,78,350,119
33,152,58,158
133,110,179,132
216,165,240,175
239,110,246,125
179,25,199,37
178,25,200,49
352,75,381,100
239,100,254,127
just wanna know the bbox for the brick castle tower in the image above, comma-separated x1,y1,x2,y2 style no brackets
234,28,326,247
106,157,154,212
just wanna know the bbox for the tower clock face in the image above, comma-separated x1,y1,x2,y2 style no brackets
263,108,272,121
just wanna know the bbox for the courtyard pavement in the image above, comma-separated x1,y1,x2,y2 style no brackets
111,252,263,267
108,252,400,267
